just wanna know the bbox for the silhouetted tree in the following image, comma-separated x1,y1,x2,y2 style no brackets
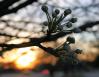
0,0,37,17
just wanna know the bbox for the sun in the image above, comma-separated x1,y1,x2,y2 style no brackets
14,51,36,70
12,47,42,70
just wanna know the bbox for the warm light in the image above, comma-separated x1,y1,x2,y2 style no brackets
14,50,37,70
12,47,43,70
16,55,33,67
0,39,57,71
1,46,44,70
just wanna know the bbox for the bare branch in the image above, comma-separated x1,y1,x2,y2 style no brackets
79,21,99,31
0,0,37,17
0,31,72,51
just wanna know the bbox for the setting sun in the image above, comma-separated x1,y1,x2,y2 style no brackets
11,46,45,71
13,48,38,70
0,39,58,71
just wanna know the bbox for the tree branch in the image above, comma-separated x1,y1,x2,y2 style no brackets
0,0,37,17
79,21,99,31
0,31,72,51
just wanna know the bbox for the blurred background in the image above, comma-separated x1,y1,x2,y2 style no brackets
0,0,99,77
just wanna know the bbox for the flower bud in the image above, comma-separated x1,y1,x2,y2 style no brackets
74,49,82,54
64,9,72,16
70,18,77,23
52,9,60,18
41,5,48,13
73,28,81,33
55,9,60,15
66,22,72,28
67,36,75,44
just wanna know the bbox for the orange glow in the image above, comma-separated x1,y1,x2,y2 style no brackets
13,48,38,70
0,46,44,70
0,39,57,71
15,55,34,69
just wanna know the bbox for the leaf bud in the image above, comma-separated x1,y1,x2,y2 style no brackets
73,28,81,33
64,9,72,16
52,9,60,18
41,5,48,13
55,9,60,15
70,18,77,23
67,36,75,44
66,22,72,28
74,48,82,54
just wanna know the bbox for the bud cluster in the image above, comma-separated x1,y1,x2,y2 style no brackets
41,5,82,64
41,5,79,34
